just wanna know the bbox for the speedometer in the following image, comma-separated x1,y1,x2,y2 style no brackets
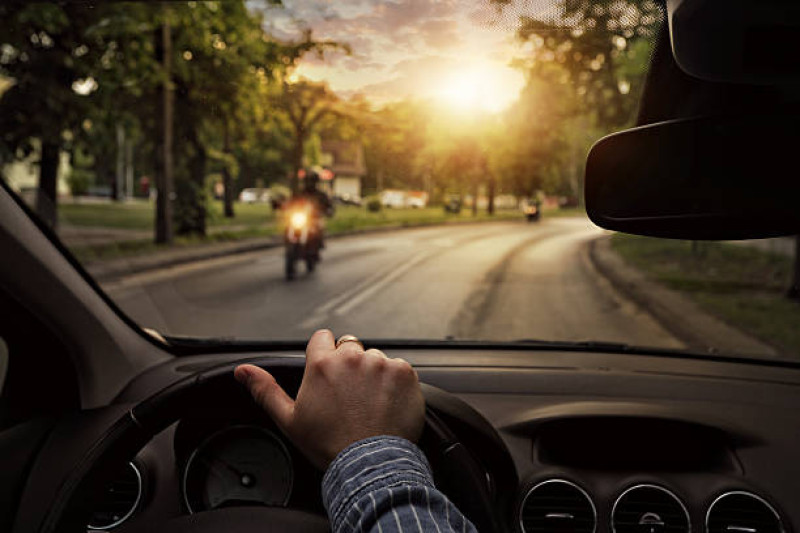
182,425,293,513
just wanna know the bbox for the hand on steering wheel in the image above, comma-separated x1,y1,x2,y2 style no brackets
234,329,425,470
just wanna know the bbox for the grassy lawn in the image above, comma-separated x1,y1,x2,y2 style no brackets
611,233,800,356
60,200,274,230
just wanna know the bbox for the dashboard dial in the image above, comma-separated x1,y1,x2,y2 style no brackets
183,425,293,513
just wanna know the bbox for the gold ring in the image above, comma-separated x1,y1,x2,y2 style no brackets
335,334,364,350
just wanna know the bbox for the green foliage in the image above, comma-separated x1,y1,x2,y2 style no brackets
2,0,660,240
67,168,93,196
0,0,346,237
513,0,662,130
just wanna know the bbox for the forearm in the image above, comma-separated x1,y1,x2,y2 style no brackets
322,436,477,533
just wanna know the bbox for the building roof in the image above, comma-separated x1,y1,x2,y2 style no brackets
320,140,366,177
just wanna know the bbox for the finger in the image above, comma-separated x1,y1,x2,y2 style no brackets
338,340,366,357
364,348,387,358
234,365,294,430
391,357,418,381
306,329,336,362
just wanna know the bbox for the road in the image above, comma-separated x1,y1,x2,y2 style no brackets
103,218,684,348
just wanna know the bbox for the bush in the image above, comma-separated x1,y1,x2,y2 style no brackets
365,196,382,213
67,168,93,196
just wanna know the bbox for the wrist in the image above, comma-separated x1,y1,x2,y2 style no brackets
321,436,433,526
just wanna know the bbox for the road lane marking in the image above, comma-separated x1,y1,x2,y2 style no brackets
299,249,435,329
332,250,435,316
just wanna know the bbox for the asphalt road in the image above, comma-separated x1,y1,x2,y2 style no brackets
103,217,684,348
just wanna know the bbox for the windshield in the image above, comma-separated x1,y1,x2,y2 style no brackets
2,0,797,360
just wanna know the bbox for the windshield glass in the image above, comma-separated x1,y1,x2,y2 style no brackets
2,0,797,359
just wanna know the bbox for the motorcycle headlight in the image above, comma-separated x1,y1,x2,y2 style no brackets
290,211,308,229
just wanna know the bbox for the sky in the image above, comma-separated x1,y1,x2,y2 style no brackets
251,0,557,113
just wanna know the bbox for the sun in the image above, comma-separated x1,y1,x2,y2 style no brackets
435,64,523,114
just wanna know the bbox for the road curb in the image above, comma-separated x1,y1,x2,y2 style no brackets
85,218,521,283
588,235,778,357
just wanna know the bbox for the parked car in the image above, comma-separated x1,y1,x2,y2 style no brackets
380,190,406,208
238,188,271,204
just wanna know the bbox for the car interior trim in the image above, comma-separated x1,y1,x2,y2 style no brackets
705,490,785,533
87,461,143,531
518,478,597,533
611,483,690,533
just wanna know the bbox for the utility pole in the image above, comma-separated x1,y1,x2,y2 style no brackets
155,7,174,244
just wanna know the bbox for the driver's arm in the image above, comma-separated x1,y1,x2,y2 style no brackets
234,329,478,533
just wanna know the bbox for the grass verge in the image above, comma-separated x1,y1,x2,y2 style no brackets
65,203,578,263
611,233,800,357
60,200,274,230
69,226,279,263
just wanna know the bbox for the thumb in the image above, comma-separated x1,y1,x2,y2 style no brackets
234,364,294,430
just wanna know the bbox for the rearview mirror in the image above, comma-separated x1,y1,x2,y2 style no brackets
585,115,800,240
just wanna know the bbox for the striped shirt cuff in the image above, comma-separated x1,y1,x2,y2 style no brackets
322,436,434,529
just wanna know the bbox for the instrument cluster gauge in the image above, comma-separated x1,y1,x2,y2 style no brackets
182,425,293,513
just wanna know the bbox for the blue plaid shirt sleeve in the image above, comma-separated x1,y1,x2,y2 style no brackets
322,436,478,533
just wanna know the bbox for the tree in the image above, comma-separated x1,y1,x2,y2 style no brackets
485,0,660,202
274,80,339,192
0,3,109,228
512,0,662,130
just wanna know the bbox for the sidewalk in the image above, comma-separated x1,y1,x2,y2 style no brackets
589,235,778,358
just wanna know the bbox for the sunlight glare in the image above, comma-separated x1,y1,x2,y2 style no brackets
436,64,522,114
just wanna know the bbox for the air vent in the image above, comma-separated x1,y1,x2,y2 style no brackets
612,484,689,533
87,462,142,530
520,479,596,533
706,491,784,533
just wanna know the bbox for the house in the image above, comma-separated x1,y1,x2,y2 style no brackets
2,143,71,204
320,140,366,201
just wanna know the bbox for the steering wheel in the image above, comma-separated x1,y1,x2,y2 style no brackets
35,359,501,533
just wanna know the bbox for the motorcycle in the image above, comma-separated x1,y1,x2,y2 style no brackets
284,202,321,280
522,199,541,222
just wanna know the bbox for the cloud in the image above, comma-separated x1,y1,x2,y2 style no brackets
254,0,526,110
418,19,463,49
357,55,461,101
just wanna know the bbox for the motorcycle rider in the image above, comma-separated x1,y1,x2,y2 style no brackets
288,168,332,253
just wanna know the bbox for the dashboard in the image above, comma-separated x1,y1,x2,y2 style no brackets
14,349,800,533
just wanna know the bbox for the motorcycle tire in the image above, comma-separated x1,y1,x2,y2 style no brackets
285,253,296,280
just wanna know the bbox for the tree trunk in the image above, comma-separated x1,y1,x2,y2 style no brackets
788,235,800,300
471,181,478,217
155,13,174,245
114,123,125,202
36,141,60,230
291,137,304,194
222,119,234,218
487,175,496,216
